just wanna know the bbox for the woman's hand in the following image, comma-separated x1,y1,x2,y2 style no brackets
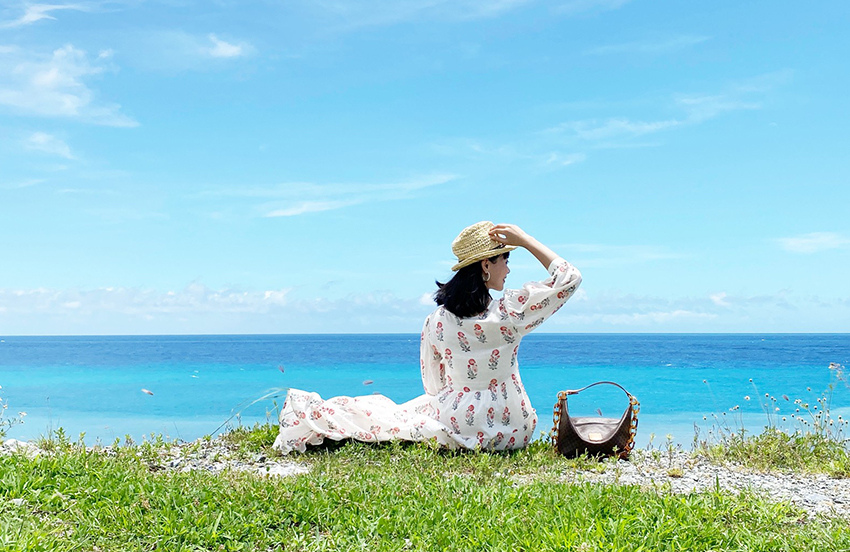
490,223,559,270
489,224,531,248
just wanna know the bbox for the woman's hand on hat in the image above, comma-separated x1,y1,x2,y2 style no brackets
489,224,530,248
491,223,558,269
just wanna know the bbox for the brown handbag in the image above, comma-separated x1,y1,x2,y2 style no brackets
552,381,640,459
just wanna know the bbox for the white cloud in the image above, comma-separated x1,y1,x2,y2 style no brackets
556,118,681,140
569,309,716,326
25,131,74,158
546,72,786,144
554,0,630,16
0,284,294,316
0,284,440,333
1,3,87,28
585,35,710,56
130,31,255,70
0,44,138,127
674,94,760,123
308,0,531,28
710,292,730,307
555,243,683,267
544,152,586,166
1,178,44,189
202,173,457,218
207,34,249,59
436,139,586,170
265,199,359,217
777,232,850,254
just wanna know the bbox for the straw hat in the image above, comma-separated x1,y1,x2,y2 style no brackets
451,221,516,271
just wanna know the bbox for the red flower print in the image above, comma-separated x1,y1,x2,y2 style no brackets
457,331,471,352
465,404,475,426
511,373,522,394
488,379,498,401
467,359,478,379
451,392,463,410
473,324,486,343
501,407,511,425
488,349,500,370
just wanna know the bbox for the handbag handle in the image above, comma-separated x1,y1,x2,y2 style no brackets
561,380,632,397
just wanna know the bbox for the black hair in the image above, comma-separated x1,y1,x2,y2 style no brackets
434,252,509,318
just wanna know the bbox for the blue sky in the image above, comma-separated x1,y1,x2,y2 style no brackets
1,0,848,334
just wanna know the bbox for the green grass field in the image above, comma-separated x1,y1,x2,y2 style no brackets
1,429,848,552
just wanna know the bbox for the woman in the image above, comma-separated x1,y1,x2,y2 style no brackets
273,222,581,453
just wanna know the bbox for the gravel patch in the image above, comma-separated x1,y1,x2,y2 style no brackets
1,437,310,479
557,450,850,519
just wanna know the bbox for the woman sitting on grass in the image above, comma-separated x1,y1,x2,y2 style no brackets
273,222,581,453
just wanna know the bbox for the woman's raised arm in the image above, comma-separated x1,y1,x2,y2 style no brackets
488,224,558,270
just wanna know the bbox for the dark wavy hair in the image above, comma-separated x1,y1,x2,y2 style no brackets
434,253,509,318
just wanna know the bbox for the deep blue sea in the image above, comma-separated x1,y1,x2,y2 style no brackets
1,334,849,447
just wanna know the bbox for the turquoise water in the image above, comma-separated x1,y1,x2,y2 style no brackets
1,334,848,447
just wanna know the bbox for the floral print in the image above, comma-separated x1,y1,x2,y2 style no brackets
273,257,581,454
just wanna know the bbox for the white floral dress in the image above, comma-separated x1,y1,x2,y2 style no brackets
272,258,581,454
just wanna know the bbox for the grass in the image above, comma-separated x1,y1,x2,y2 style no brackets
1,431,849,551
696,363,850,478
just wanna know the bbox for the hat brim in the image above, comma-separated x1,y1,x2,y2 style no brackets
451,244,517,271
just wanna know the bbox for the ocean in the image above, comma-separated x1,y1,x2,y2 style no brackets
1,334,848,448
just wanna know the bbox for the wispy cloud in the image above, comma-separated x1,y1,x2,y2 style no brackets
585,35,710,56
552,118,681,140
554,0,631,16
544,287,824,331
0,3,87,28
545,71,787,144
435,139,586,170
201,173,457,217
305,0,531,29
0,284,293,316
0,178,45,190
777,232,850,254
0,44,138,126
24,131,74,158
709,291,730,307
127,30,255,71
0,284,438,333
554,243,684,267
207,34,249,58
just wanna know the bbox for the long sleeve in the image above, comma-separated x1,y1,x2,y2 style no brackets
500,257,581,337
419,314,445,396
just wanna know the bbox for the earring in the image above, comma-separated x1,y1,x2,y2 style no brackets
483,271,491,282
